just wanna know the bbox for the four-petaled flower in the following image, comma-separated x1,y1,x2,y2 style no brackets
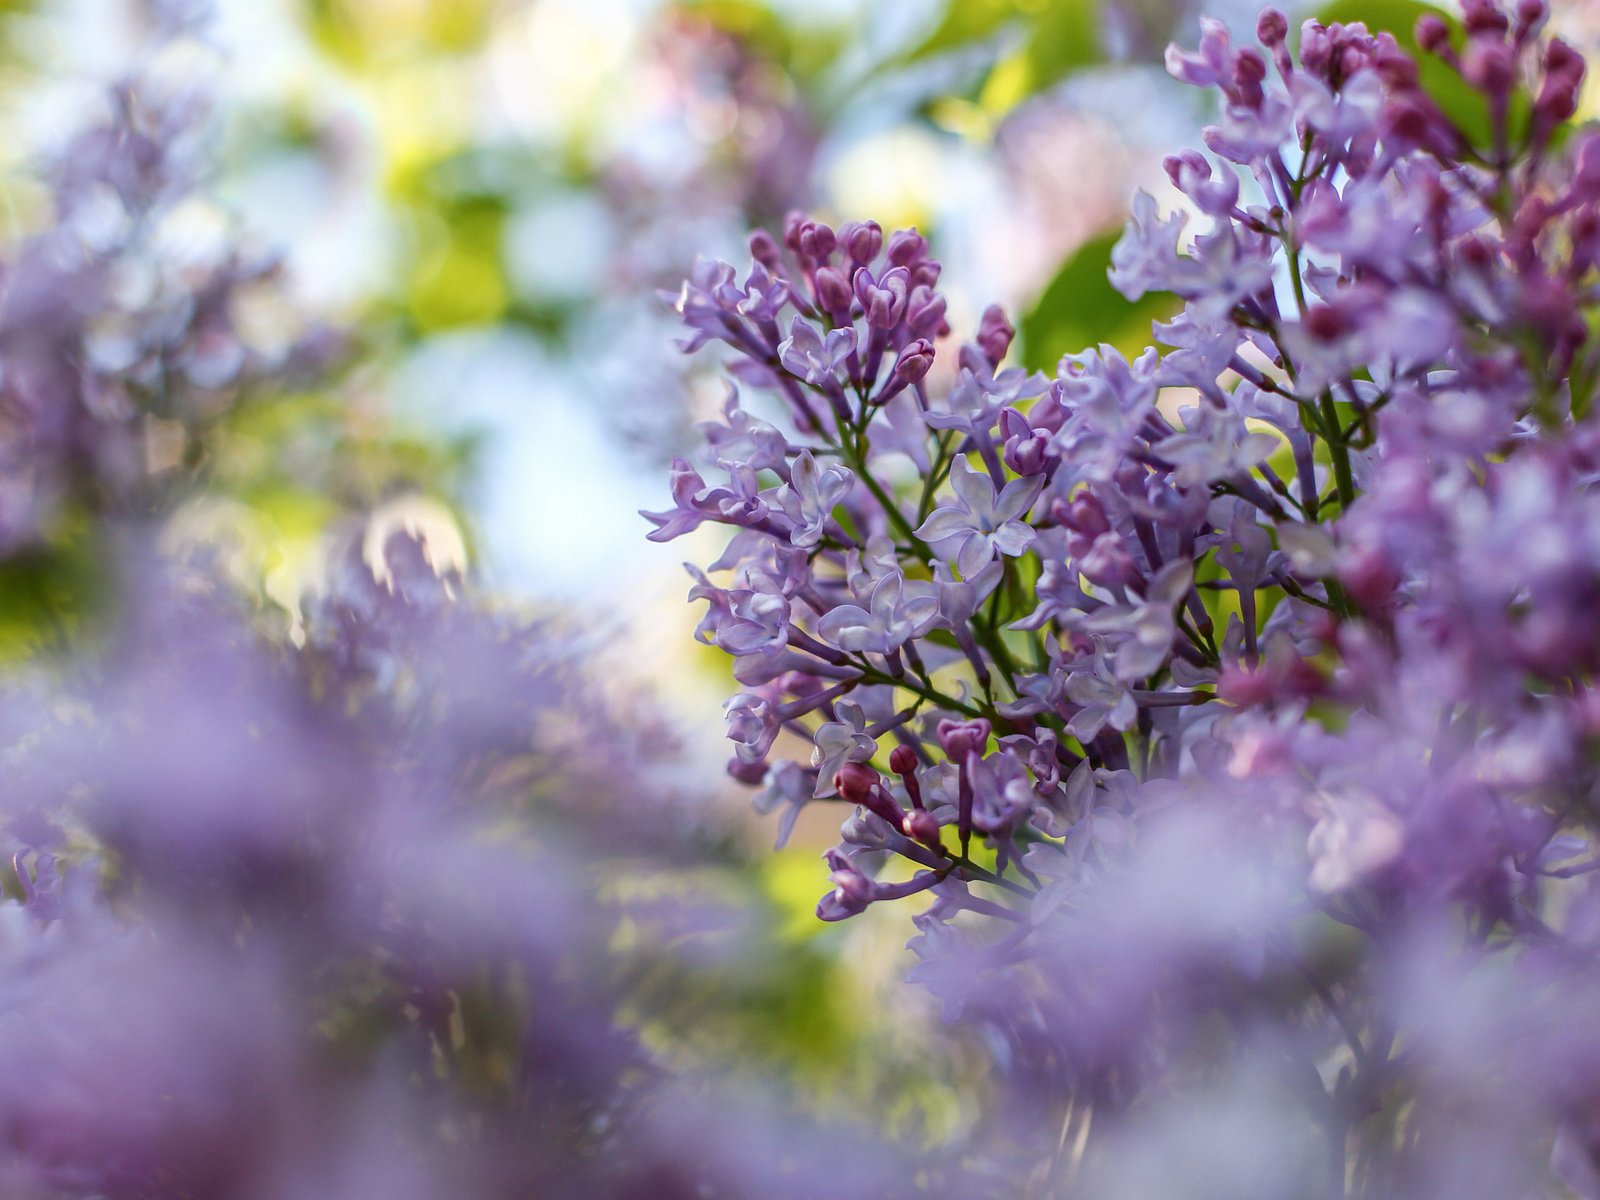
914,457,1042,577
816,570,940,654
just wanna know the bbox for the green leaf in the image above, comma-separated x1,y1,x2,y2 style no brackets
905,0,1020,63
1018,230,1180,372
908,0,1104,117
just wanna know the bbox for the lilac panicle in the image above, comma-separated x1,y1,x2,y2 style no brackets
653,2,1600,1192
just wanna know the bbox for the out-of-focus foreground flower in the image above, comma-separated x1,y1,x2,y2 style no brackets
0,6,978,1198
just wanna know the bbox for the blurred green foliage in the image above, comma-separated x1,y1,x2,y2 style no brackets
1019,232,1181,372
907,0,1103,115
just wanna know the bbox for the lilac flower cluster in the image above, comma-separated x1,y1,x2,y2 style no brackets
655,3,1600,1192
0,30,335,555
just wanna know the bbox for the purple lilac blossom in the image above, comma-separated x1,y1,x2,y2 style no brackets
653,2,1600,1192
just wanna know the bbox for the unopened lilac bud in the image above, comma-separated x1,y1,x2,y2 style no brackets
976,305,1015,367
1080,532,1139,588
1386,94,1449,151
1257,8,1288,48
1573,208,1600,273
1515,0,1548,39
1462,0,1509,37
885,228,928,267
1006,433,1050,478
837,760,908,829
1573,136,1600,200
1545,37,1582,78
1300,22,1332,74
834,761,881,808
748,229,782,272
1233,48,1267,107
902,808,941,848
1061,491,1111,538
841,220,883,266
936,717,990,760
906,286,947,338
889,744,926,811
1535,40,1585,127
1339,544,1402,612
827,864,873,912
1374,45,1420,87
1416,14,1451,55
1463,38,1517,95
782,210,807,251
872,339,934,406
999,408,1050,476
798,221,836,262
813,266,852,317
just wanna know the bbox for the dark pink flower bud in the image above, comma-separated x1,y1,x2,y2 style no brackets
873,339,934,406
1257,8,1288,48
902,808,942,848
1462,0,1509,37
1304,304,1350,342
836,761,907,829
1339,544,1402,613
834,761,879,806
1535,41,1586,127
889,744,926,811
1416,13,1451,55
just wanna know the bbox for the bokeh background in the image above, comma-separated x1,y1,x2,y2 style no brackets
1,0,1595,1143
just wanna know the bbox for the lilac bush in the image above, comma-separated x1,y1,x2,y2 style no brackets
0,11,981,1199
654,2,1600,1193
0,23,337,557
